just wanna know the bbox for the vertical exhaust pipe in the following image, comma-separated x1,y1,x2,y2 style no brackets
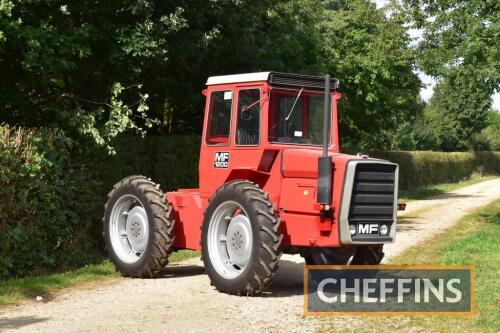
317,75,333,205
322,74,331,158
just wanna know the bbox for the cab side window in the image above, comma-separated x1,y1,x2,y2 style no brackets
206,90,233,145
236,89,260,145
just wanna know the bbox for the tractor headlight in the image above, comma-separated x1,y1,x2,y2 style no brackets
349,224,356,235
380,224,388,236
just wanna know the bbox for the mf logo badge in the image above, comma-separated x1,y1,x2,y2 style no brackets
214,152,229,168
358,223,379,234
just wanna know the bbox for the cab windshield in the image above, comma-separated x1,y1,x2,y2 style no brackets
268,89,325,145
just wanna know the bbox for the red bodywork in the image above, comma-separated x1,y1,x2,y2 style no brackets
166,79,365,251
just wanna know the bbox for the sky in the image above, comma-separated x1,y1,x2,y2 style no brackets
373,0,500,110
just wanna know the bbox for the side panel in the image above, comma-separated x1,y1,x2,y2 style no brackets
279,178,317,214
167,190,203,250
280,149,319,178
278,153,352,248
280,212,341,247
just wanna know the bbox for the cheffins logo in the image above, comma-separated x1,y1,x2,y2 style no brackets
304,265,474,316
214,152,229,168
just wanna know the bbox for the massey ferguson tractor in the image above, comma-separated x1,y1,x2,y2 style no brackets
104,72,399,296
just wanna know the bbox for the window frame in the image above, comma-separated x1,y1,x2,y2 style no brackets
235,87,262,147
204,89,234,146
267,87,332,147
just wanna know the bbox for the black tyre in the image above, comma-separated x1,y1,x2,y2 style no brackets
104,175,175,277
303,247,355,265
350,245,384,265
303,245,384,265
201,180,283,295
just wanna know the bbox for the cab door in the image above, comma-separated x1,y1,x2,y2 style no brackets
199,85,265,200
199,88,235,199
227,86,265,177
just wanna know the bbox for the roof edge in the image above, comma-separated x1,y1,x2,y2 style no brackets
206,72,271,85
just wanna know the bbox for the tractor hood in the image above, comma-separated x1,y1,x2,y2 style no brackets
281,148,377,179
279,148,399,247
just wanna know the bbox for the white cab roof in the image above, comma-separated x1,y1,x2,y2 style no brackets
206,72,271,85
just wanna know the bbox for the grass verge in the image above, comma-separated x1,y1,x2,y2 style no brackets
0,250,199,307
398,175,497,202
389,199,500,332
319,199,500,333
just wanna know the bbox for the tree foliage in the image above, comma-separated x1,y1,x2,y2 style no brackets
402,0,499,147
409,73,495,152
321,0,422,149
403,0,499,89
472,109,500,151
0,0,420,150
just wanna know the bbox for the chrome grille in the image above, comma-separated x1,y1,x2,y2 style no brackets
348,163,396,241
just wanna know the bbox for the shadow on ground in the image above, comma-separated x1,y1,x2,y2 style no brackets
155,257,305,298
394,215,425,232
157,264,206,279
401,190,476,201
259,259,305,298
0,316,48,330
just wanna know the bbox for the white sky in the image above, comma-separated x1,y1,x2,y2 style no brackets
373,0,500,110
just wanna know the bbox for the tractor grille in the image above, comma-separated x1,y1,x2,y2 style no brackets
348,163,397,241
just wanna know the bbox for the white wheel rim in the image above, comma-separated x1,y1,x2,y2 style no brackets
109,194,149,264
207,201,253,279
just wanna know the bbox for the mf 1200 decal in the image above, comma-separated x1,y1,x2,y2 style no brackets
214,152,229,168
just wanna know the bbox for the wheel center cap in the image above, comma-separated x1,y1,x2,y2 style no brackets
226,214,252,267
126,206,148,251
233,231,243,248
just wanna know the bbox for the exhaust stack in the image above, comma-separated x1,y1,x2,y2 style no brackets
316,74,333,205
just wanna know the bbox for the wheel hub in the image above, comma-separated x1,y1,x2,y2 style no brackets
207,201,253,279
126,206,148,252
109,194,149,264
226,215,252,267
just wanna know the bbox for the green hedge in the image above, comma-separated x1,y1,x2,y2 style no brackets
0,129,201,279
0,128,498,279
372,151,500,190
0,127,99,279
95,135,200,192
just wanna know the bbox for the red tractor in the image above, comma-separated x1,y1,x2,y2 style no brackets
104,72,399,295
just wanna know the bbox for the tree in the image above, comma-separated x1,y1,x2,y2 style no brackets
320,0,422,149
402,0,499,143
472,109,500,151
402,0,499,83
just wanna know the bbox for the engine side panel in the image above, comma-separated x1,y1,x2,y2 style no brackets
167,190,203,250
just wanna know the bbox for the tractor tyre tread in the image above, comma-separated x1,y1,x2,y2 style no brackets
103,175,175,278
201,180,283,296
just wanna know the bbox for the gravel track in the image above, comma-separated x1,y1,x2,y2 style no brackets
1,178,499,333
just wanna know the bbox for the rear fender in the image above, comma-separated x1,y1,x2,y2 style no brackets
225,169,270,189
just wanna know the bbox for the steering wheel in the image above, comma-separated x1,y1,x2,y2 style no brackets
240,107,257,121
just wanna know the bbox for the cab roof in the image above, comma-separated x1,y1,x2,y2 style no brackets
206,72,339,91
206,72,271,85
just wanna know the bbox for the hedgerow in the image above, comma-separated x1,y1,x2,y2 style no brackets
0,126,99,278
371,151,500,190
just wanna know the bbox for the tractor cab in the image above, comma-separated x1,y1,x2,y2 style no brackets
199,72,341,199
203,72,339,147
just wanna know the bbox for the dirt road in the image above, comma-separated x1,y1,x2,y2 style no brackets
1,178,499,333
